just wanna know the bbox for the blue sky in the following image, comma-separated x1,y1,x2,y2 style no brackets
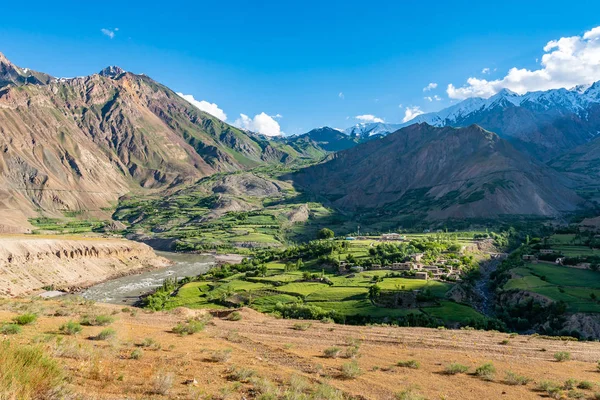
2,0,600,135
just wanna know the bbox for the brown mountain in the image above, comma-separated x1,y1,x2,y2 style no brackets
292,123,584,220
0,53,295,232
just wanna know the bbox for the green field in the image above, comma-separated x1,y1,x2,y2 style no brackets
503,262,600,313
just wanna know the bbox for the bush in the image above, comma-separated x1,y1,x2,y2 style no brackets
554,351,571,362
563,378,577,390
341,361,362,379
91,328,116,341
323,346,342,359
0,341,65,400
397,360,420,369
227,366,256,382
152,371,174,395
209,349,232,363
538,380,560,392
226,311,242,321
505,371,531,386
13,313,38,326
140,337,162,350
577,381,593,390
172,319,205,336
1,324,22,335
130,349,143,360
80,315,114,326
395,388,426,400
475,362,496,381
444,363,469,375
344,345,360,359
292,322,312,331
59,321,82,335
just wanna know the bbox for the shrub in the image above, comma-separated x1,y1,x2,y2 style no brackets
59,321,82,335
499,339,510,345
313,383,344,400
554,351,571,362
209,349,232,363
292,322,312,331
226,311,242,321
597,360,600,372
0,341,65,400
227,366,256,382
475,362,496,381
444,363,469,375
91,328,116,341
130,349,143,360
505,371,531,386
52,338,92,360
80,315,114,327
397,360,420,369
13,313,38,326
344,345,360,359
140,337,162,350
538,380,560,392
341,361,362,379
172,319,205,336
577,381,593,390
563,378,577,390
395,388,426,400
1,324,22,335
323,346,342,359
152,371,174,395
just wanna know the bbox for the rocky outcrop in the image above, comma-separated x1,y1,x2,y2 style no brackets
561,313,600,339
0,236,170,297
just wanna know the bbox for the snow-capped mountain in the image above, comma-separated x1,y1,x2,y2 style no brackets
342,82,600,161
344,122,403,138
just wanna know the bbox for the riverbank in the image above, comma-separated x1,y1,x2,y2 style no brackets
0,235,170,297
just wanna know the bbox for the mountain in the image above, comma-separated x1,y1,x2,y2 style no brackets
0,52,54,88
292,124,584,220
283,127,361,156
343,85,600,161
344,122,401,139
550,135,600,187
0,52,297,232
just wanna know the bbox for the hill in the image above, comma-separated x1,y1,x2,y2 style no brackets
1,300,600,399
284,127,361,154
292,124,584,220
0,53,299,232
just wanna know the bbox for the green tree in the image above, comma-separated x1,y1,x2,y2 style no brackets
317,228,334,240
368,284,381,303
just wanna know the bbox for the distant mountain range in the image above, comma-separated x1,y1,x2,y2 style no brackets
292,124,585,220
339,85,600,161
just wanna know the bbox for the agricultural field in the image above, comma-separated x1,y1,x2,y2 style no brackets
503,262,600,313
155,238,492,326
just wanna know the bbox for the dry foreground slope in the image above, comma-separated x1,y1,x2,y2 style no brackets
2,301,600,400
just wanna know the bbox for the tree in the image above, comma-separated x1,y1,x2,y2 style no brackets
368,284,381,303
317,228,334,240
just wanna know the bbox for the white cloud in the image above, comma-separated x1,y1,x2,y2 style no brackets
424,95,442,102
234,112,282,136
101,28,115,39
423,82,438,92
177,93,227,121
338,92,345,99
402,106,425,123
481,67,490,74
448,25,600,99
355,114,384,123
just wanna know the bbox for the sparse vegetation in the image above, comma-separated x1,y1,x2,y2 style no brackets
554,351,571,362
227,311,242,321
59,321,82,335
227,366,257,382
444,363,469,375
0,341,65,400
397,360,420,369
80,314,114,326
504,371,531,386
91,328,116,341
151,371,174,395
474,362,496,381
341,360,362,379
395,388,426,400
130,349,143,360
12,313,38,326
292,322,312,331
323,346,342,358
172,319,206,336
1,323,22,335
139,337,162,350
208,349,233,363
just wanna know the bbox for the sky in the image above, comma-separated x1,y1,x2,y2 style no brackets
2,0,600,136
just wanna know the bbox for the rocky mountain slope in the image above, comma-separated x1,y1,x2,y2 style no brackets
292,124,584,219
284,127,361,154
344,85,600,161
0,236,169,296
0,53,297,232
550,135,600,184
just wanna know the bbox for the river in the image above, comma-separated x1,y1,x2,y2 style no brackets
80,251,215,305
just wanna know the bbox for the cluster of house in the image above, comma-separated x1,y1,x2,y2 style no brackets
339,253,462,281
523,249,594,269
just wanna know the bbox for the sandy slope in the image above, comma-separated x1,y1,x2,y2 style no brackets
0,235,169,296
2,301,599,400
